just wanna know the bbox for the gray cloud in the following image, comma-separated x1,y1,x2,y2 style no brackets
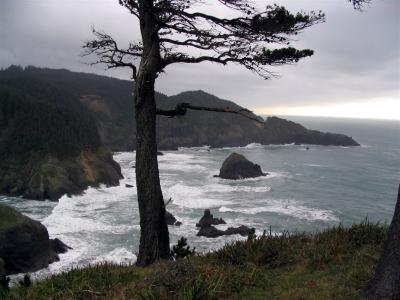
0,0,399,113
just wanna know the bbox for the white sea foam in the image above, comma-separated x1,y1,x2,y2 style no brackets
244,143,263,149
218,199,338,222
219,206,234,212
158,153,209,171
216,171,288,182
164,183,233,208
267,143,296,147
93,248,137,265
305,164,329,168
178,145,211,152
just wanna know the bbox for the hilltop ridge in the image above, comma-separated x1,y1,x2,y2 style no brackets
0,66,359,153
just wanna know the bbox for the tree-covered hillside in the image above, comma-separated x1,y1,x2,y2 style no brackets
0,66,101,160
0,66,359,151
0,66,122,201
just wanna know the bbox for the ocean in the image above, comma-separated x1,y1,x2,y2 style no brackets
1,116,399,279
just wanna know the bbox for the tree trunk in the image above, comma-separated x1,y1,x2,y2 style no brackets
366,184,400,300
134,72,170,266
133,0,170,267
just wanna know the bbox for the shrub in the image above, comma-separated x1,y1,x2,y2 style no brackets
171,237,196,259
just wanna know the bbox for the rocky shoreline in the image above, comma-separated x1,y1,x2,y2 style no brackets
0,204,70,276
0,147,123,201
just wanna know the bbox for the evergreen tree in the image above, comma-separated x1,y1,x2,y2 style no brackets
83,0,368,266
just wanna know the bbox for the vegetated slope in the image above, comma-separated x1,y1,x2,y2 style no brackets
156,90,265,149
8,66,359,151
5,221,386,299
0,66,122,201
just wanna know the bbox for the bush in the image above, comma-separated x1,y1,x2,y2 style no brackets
171,237,196,259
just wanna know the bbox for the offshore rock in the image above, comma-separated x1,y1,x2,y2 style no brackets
165,211,182,226
218,153,266,180
50,238,72,254
197,225,254,238
196,209,226,228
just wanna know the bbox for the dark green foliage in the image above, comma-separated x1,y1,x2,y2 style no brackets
0,275,10,300
178,274,224,300
171,237,196,259
260,47,314,64
247,228,256,241
2,66,139,151
252,5,324,34
18,275,31,288
0,66,101,161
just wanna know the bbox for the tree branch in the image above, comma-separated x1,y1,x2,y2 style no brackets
82,28,142,79
350,0,371,10
162,47,313,79
156,102,265,124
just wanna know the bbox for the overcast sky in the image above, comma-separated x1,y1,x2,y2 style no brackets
0,0,399,119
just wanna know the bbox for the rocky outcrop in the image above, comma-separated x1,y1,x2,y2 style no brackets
196,209,226,228
218,153,266,180
50,238,72,254
0,204,70,275
197,225,254,238
195,209,254,238
260,117,359,146
0,147,122,201
165,211,182,226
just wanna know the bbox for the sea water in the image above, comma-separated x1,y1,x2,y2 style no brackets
1,117,399,279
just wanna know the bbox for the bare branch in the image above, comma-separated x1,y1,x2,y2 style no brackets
82,28,142,79
156,102,265,124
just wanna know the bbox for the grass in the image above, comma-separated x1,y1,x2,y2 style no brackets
4,220,387,300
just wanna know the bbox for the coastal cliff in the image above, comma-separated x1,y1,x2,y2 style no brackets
0,147,121,201
0,67,122,201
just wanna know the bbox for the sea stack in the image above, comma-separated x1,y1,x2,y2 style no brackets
196,209,226,228
218,153,267,180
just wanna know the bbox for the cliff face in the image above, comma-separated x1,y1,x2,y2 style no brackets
1,66,359,152
259,117,359,146
0,147,122,201
0,67,122,201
